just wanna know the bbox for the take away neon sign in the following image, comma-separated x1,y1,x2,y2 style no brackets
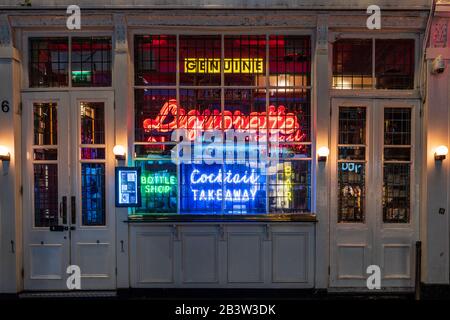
143,99,306,142
184,58,264,74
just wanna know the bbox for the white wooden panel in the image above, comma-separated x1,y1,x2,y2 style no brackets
129,223,315,288
30,244,63,279
136,233,174,283
272,233,308,283
382,244,411,279
182,232,218,283
75,242,112,278
337,245,366,280
227,233,263,283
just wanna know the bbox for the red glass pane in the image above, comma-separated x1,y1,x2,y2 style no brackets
135,35,177,86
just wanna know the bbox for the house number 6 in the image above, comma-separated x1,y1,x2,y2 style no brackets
1,100,10,113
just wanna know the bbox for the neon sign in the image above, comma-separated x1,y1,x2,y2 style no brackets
143,99,306,142
141,172,177,194
340,162,363,173
180,164,266,214
190,169,260,202
184,58,264,74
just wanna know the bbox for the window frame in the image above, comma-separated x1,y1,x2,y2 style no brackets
130,29,317,218
329,33,420,93
22,31,115,90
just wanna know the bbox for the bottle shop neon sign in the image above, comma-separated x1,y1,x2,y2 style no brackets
141,173,177,194
143,99,306,142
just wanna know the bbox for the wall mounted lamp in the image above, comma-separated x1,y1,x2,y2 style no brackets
113,145,126,161
0,146,10,162
435,145,448,161
318,146,330,162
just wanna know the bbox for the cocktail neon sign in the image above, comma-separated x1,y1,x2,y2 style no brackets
188,167,263,204
184,58,264,74
143,99,306,142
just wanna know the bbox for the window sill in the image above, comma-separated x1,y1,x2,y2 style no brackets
125,214,317,223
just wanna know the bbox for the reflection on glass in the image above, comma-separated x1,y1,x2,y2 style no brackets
80,102,105,145
384,108,411,145
71,37,112,87
269,35,311,87
376,39,414,90
81,163,105,226
338,163,365,223
81,148,105,160
34,149,58,161
332,39,372,90
383,163,410,223
338,146,366,161
269,161,311,213
34,164,59,227
34,103,57,146
224,35,266,86
134,35,177,86
29,38,69,87
135,144,174,159
384,147,411,161
339,107,366,145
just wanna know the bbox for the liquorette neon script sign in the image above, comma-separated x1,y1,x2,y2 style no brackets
143,99,306,142
184,58,264,74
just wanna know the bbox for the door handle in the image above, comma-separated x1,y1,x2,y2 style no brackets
62,196,67,225
71,196,76,226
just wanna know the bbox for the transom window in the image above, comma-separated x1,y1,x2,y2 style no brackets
133,34,312,217
29,37,112,88
333,38,415,90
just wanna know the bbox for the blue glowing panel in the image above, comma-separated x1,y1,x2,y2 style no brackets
180,162,266,215
82,163,106,225
115,167,141,208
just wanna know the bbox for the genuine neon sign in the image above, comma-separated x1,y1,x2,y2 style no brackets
143,99,305,142
184,58,264,74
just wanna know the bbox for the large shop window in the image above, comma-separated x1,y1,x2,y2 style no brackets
29,37,112,88
332,38,415,90
133,35,312,217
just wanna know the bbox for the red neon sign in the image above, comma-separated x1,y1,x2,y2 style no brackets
143,99,306,142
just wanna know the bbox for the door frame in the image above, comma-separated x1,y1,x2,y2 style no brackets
69,90,116,290
22,90,117,291
22,91,71,291
329,98,421,288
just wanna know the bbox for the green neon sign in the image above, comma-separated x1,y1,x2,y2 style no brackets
141,173,177,194
72,70,92,83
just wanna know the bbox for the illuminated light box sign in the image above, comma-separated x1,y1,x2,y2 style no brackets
143,100,306,142
115,167,142,207
184,58,264,74
180,163,266,215
141,172,177,194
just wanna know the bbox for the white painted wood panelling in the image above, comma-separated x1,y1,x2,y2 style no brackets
130,223,315,288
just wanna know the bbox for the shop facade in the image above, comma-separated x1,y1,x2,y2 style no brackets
0,0,449,293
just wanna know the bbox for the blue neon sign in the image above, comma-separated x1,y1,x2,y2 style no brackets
180,163,266,215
